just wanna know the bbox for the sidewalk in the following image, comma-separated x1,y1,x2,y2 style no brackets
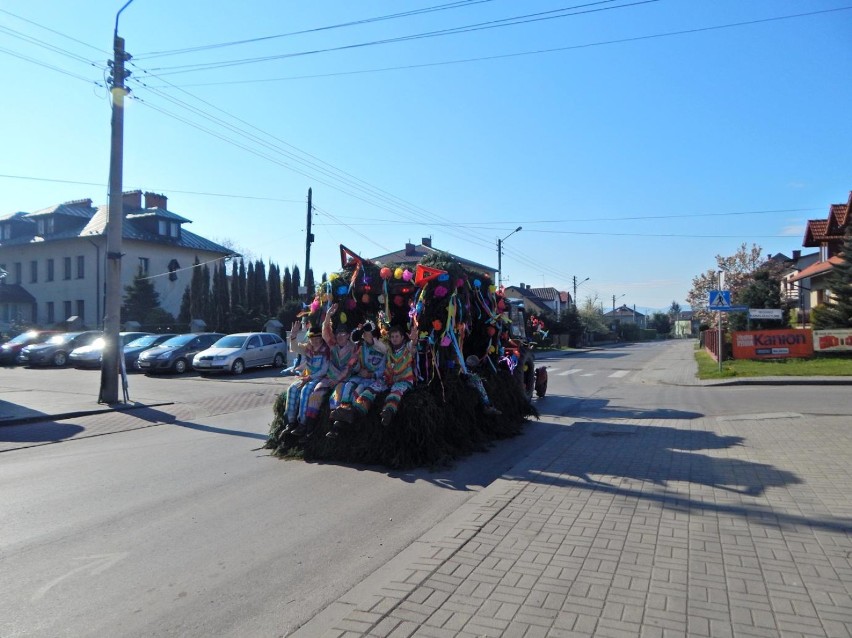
293,341,852,637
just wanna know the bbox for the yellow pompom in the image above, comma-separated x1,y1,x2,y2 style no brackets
329,272,339,281
488,345,496,354
340,312,348,323
488,284,497,293
394,267,404,280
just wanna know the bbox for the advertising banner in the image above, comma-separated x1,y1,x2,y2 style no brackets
813,329,852,352
732,329,813,359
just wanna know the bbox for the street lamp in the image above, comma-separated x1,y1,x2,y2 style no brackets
497,226,522,287
573,276,589,309
612,293,625,311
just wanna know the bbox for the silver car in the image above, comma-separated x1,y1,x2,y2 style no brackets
193,332,287,375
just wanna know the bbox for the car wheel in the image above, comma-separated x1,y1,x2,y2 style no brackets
231,359,245,375
53,351,68,366
173,358,188,374
272,353,285,368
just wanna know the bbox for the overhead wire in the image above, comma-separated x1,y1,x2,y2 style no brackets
136,0,496,58
143,5,852,88
143,0,657,75
0,8,109,55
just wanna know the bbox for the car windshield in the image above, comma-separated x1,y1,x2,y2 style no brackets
213,335,247,348
6,332,39,345
159,334,195,347
126,335,162,348
47,334,75,345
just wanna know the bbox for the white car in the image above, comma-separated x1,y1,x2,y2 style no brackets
193,332,287,375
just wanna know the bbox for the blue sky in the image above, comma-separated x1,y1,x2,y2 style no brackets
2,0,850,314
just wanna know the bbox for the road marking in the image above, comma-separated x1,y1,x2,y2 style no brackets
557,369,580,376
609,370,629,378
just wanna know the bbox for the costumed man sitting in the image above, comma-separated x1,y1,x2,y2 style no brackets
333,323,418,427
294,304,357,439
327,320,387,439
283,320,329,437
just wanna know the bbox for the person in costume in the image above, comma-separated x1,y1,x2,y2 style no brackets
291,304,356,438
327,321,387,438
463,355,501,416
283,321,329,436
353,323,418,427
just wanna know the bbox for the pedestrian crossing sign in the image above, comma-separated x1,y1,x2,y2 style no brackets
708,290,731,309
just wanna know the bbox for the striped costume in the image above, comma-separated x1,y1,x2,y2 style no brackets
354,341,415,418
310,339,357,416
334,339,387,409
285,343,329,425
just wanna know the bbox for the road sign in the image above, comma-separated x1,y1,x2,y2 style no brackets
708,290,731,309
749,308,783,320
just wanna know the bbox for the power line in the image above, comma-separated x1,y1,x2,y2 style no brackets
0,45,103,85
0,8,109,55
144,5,852,88
0,23,103,67
136,0,496,59
0,173,304,203
144,0,658,76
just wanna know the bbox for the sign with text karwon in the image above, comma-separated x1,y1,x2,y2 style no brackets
732,329,813,360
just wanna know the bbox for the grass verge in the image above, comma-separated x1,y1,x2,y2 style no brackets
695,349,852,379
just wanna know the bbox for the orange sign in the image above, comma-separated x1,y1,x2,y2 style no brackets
732,329,813,359
813,329,852,352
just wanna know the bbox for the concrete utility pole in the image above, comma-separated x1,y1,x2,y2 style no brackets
99,1,133,404
573,276,589,309
304,187,313,297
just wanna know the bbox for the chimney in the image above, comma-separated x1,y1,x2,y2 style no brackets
405,242,416,256
122,190,142,210
519,282,524,289
792,250,801,261
144,191,168,209
422,236,432,248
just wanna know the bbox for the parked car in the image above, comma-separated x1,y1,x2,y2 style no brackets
123,333,177,371
0,330,60,365
137,332,225,374
194,332,287,375
17,331,103,367
69,332,151,369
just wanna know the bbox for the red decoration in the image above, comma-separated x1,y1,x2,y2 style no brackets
432,319,443,331
414,264,447,286
339,244,363,269
380,267,392,280
393,295,404,306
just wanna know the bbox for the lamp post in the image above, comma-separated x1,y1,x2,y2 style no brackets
573,276,589,309
717,269,725,373
497,226,522,287
612,293,625,311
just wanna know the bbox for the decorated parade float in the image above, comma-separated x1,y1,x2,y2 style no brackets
265,246,547,469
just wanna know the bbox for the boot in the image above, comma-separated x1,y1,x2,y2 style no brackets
331,405,354,423
381,408,394,427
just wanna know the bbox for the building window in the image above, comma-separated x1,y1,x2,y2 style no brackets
170,222,179,238
64,301,72,320
30,260,37,283
158,220,167,235
1,224,9,240
47,259,54,281
14,262,22,284
36,218,55,235
139,257,150,275
76,300,85,322
47,301,55,324
76,255,85,279
64,257,72,280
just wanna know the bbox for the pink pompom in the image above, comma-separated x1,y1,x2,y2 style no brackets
433,285,448,298
402,269,413,282
346,298,357,310
440,335,451,347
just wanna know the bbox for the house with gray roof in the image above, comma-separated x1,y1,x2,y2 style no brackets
371,237,496,279
0,190,232,331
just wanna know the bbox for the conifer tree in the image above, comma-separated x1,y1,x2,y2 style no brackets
268,263,282,316
254,260,268,315
122,268,161,323
304,267,315,298
246,261,256,311
282,267,292,301
201,263,213,326
230,260,242,311
292,265,301,300
178,285,191,325
813,228,852,328
238,258,247,310
189,256,203,320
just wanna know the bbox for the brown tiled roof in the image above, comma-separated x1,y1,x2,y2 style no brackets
803,219,829,247
788,255,843,282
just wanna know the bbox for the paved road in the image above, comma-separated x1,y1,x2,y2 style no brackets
2,341,851,637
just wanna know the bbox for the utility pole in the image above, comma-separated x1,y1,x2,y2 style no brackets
99,2,133,404
573,276,589,309
497,226,522,287
304,187,313,299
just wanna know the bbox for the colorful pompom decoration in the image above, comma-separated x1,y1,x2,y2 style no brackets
394,267,404,280
440,335,451,347
402,269,413,282
393,295,404,306
456,278,464,289
486,325,497,336
328,272,339,281
433,285,448,298
432,319,443,331
380,267,392,280
361,293,371,303
337,285,349,295
473,279,482,288
378,294,385,303
340,312,348,324
488,285,497,293
437,273,449,282
346,299,357,310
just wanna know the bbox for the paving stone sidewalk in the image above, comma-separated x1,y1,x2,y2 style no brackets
294,343,852,638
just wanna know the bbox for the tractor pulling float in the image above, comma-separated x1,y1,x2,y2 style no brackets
265,246,547,469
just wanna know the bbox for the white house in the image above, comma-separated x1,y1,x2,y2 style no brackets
0,190,232,332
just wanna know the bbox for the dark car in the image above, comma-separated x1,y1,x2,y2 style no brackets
123,333,177,371
17,331,103,367
0,330,61,365
137,332,225,374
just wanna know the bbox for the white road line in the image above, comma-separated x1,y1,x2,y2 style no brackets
557,369,580,376
609,370,629,378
